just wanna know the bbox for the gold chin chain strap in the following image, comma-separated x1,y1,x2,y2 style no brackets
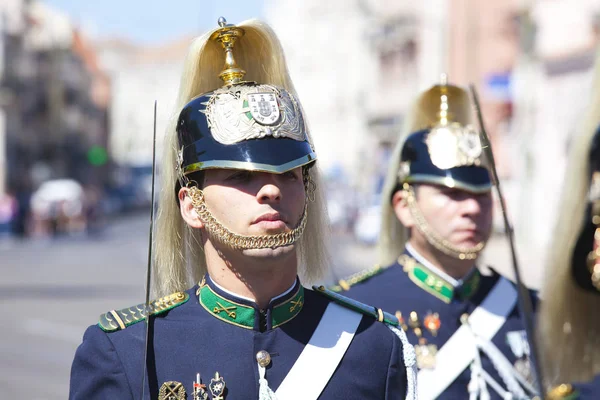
187,185,308,250
403,183,485,260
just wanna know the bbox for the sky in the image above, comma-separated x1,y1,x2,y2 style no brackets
43,0,265,45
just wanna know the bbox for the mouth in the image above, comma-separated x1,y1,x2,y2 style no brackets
456,228,484,242
252,212,288,231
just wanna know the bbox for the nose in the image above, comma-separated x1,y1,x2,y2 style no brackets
461,196,483,217
256,175,282,204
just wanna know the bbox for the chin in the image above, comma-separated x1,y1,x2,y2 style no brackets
455,239,485,249
453,231,485,244
241,243,297,260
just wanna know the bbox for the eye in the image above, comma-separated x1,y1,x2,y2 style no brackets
282,170,299,180
440,188,460,197
226,171,252,182
476,193,493,203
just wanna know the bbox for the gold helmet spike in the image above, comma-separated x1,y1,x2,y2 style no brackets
440,73,448,85
410,74,473,132
210,17,246,86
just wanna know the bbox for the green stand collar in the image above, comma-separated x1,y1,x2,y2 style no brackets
399,254,481,303
197,277,304,330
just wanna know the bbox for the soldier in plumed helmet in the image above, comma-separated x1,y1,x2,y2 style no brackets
331,76,538,399
68,17,417,400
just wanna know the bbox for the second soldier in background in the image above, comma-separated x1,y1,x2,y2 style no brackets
332,77,538,399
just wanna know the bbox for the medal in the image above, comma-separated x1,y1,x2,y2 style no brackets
158,381,186,400
408,311,420,329
414,338,438,369
395,311,409,331
193,373,208,400
209,372,226,400
405,310,439,369
408,311,423,338
424,312,441,337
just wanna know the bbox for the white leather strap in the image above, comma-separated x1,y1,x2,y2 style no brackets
418,277,518,400
275,302,362,400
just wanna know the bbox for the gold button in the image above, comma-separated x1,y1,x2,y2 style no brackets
256,350,271,367
460,313,469,325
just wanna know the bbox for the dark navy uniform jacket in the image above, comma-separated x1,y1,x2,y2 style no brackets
335,247,537,400
69,276,411,399
573,375,600,399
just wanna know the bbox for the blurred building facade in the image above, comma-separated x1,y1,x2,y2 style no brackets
0,1,110,193
0,0,111,235
265,0,495,230
510,0,600,261
265,1,375,187
91,36,190,212
359,0,449,198
93,37,190,168
1,0,598,252
267,0,600,263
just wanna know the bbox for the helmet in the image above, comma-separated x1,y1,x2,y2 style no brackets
397,76,492,194
175,19,316,187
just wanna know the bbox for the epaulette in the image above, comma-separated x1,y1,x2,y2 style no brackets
313,285,398,326
546,384,579,400
328,263,388,292
98,292,190,332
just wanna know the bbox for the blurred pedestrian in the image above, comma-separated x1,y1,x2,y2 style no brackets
0,191,18,239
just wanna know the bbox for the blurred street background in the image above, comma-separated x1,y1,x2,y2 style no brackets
0,0,598,398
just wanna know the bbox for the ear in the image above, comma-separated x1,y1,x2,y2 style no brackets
391,189,415,228
178,187,204,229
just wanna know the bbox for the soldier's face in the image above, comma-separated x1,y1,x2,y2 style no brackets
401,184,493,248
200,167,306,245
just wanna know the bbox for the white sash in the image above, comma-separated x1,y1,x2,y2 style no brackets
275,302,362,400
418,277,518,400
